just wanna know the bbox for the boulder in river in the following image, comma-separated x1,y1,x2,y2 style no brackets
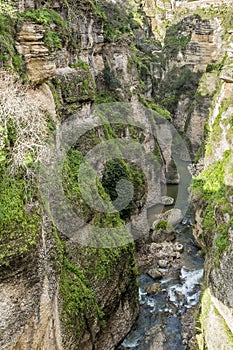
145,325,165,349
161,196,174,206
147,268,163,280
152,209,183,228
147,283,162,294
151,228,176,243
174,242,184,253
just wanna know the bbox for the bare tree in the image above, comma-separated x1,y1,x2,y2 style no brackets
0,70,49,174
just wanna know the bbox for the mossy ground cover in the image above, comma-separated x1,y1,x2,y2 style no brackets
196,288,211,350
197,288,233,349
0,10,25,74
0,4,78,72
59,255,105,341
194,6,233,34
0,72,52,268
62,135,146,226
55,194,138,343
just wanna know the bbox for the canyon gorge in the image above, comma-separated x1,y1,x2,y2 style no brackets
0,0,233,349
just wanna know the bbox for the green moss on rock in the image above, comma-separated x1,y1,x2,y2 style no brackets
53,66,96,117
60,256,104,342
0,174,41,268
192,151,232,260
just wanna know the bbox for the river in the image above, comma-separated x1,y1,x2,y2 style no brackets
117,180,204,349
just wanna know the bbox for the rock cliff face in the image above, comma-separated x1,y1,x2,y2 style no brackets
16,22,56,84
190,10,233,347
192,75,233,349
0,1,142,349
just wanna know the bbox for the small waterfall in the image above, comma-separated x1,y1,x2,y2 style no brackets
166,267,203,310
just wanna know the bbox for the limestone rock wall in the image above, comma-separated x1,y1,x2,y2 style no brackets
0,216,62,350
16,22,56,84
0,2,142,349
158,13,224,157
191,24,233,350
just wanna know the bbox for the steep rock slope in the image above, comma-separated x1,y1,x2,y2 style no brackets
0,1,143,349
192,77,233,349
190,7,233,349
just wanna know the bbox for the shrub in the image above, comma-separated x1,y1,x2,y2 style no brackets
0,72,48,170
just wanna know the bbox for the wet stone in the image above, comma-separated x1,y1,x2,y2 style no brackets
147,283,162,294
174,243,184,253
161,196,174,206
147,268,163,280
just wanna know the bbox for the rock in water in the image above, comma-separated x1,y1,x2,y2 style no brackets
174,243,184,253
147,268,163,280
152,209,183,228
147,283,162,294
161,196,174,206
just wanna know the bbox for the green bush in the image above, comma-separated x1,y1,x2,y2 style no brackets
44,31,62,49
69,60,90,70
154,220,169,230
102,158,146,220
215,233,229,254
20,8,64,26
164,20,192,58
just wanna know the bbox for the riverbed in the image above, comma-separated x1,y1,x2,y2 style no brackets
118,211,204,350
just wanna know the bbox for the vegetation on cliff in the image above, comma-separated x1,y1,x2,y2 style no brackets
0,72,51,268
192,150,233,260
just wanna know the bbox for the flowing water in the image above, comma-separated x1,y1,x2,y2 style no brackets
118,171,204,350
118,214,203,349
